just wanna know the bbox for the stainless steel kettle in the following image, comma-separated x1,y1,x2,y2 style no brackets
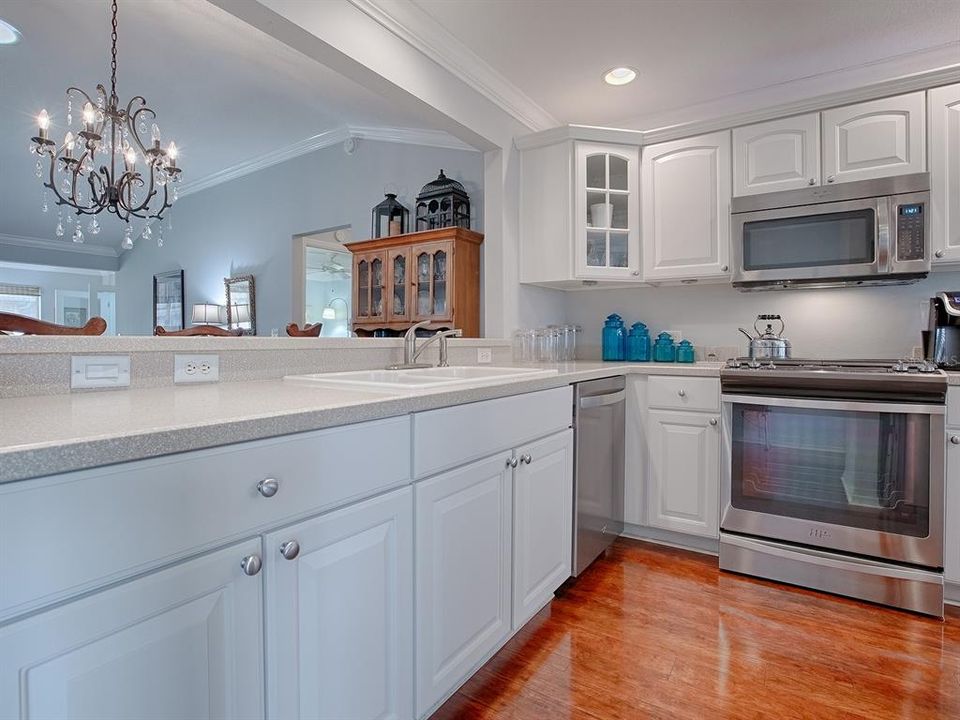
739,314,792,360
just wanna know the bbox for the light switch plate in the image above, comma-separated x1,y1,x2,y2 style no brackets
71,355,131,389
174,354,220,383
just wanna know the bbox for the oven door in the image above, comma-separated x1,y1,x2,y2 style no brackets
732,197,889,284
721,394,944,568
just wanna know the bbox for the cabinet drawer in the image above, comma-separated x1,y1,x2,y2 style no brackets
948,387,960,427
0,416,410,621
647,376,719,412
413,387,573,479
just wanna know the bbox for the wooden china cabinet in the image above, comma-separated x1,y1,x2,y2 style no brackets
346,227,484,337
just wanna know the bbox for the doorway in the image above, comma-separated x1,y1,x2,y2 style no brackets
292,228,352,337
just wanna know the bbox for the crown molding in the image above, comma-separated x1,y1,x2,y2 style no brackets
0,232,119,258
348,125,477,152
347,0,558,133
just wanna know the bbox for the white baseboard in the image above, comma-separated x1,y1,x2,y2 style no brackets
620,522,720,556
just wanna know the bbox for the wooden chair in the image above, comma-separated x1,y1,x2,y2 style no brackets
154,325,243,337
286,322,323,337
0,312,107,336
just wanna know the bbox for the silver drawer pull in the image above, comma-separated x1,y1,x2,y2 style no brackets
257,478,279,498
678,389,686,397
280,541,300,560
240,555,262,576
506,457,518,468
520,454,532,465
709,418,718,426
951,435,960,445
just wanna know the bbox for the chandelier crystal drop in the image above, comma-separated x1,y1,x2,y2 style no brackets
29,0,181,243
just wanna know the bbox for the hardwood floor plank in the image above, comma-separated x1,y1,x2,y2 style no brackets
431,538,960,719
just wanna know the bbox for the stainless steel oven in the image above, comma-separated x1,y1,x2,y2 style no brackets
719,359,946,616
731,174,930,290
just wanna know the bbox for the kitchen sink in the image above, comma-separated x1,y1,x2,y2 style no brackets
284,366,558,393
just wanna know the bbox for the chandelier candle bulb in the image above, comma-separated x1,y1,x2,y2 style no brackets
166,141,178,168
63,132,75,159
82,102,96,131
37,109,50,139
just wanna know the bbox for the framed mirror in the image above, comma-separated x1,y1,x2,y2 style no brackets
225,274,256,335
153,270,185,332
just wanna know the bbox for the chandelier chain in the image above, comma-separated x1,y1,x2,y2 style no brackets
110,0,118,102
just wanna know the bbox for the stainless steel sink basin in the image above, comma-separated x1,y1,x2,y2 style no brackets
284,366,558,393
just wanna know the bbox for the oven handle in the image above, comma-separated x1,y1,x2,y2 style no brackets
721,393,945,416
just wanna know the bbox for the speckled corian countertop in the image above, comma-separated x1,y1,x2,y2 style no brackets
0,362,721,483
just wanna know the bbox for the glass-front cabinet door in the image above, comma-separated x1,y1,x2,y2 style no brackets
353,251,387,323
412,241,454,322
387,248,411,322
575,142,641,280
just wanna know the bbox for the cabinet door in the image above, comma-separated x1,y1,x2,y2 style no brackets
414,454,512,717
930,83,960,264
353,251,387,323
0,539,264,720
512,429,574,629
264,487,413,720
642,131,732,281
645,410,720,538
387,247,412,322
574,142,641,280
822,92,926,184
732,114,820,196
412,241,455,323
946,430,960,584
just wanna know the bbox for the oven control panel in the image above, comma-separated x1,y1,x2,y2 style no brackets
896,203,925,261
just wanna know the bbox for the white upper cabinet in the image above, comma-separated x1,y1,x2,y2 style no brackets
575,142,641,280
519,139,642,286
929,83,960,264
641,130,732,282
822,91,926,184
732,114,820,196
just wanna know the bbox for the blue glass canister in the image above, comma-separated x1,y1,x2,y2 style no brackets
652,332,676,362
676,339,695,363
626,322,651,362
602,314,626,361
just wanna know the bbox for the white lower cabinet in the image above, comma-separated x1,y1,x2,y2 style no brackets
414,454,513,718
512,429,574,629
945,429,960,585
645,409,720,538
264,487,413,720
0,538,265,720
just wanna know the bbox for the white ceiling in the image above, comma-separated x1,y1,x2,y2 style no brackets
411,0,960,129
0,0,456,249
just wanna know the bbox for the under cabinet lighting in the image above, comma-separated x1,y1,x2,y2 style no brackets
604,67,637,86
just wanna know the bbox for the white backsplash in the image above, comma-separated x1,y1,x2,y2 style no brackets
563,271,960,360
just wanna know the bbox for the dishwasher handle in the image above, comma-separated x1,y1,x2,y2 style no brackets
578,390,626,409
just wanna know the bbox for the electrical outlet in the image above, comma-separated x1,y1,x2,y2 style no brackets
477,348,493,364
664,329,682,341
71,355,130,389
174,354,220,383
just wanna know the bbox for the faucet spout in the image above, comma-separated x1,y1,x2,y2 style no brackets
385,322,462,370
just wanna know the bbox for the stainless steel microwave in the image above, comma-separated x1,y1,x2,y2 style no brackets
731,173,930,291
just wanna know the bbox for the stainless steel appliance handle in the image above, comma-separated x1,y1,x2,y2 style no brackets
721,393,945,416
579,390,626,409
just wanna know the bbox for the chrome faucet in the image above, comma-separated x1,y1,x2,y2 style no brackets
387,320,463,370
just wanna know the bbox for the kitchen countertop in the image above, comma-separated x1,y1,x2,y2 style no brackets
0,361,721,484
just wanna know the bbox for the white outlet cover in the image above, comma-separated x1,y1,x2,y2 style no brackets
174,354,220,383
71,355,130,389
477,348,493,364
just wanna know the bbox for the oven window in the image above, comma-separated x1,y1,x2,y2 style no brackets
742,209,875,271
730,403,929,537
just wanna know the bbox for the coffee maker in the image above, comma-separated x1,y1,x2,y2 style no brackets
926,292,960,369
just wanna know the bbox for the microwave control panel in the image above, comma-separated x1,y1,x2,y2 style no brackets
896,203,925,261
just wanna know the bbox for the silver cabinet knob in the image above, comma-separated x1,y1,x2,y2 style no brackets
951,435,960,445
520,454,532,465
720,264,729,272
257,478,279,498
506,457,518,468
709,418,719,426
936,250,945,259
826,175,835,183
631,270,640,276
280,541,300,560
808,178,816,186
240,554,262,576
678,389,686,397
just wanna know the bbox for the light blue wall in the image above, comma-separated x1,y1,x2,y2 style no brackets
0,265,116,326
116,139,483,335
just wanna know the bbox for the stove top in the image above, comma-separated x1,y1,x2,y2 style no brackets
723,358,942,375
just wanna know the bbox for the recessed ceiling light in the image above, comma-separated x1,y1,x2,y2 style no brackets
604,67,637,86
0,19,22,45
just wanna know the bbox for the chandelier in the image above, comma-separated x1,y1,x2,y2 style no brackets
29,0,181,250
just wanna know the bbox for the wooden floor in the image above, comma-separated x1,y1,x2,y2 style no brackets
430,538,960,720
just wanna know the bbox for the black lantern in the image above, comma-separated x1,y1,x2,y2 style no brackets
371,193,410,238
415,170,471,231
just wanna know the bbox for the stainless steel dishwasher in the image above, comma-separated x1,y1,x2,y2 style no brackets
572,376,625,576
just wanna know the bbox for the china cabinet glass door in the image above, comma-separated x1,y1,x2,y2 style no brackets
388,249,410,321
576,143,640,279
413,242,453,321
353,252,386,321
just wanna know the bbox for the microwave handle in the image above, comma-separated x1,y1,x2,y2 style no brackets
876,197,893,273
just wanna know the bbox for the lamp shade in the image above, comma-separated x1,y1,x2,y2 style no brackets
191,303,226,324
321,307,336,320
231,304,251,324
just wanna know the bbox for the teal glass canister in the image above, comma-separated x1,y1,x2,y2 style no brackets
626,322,651,362
652,332,676,362
602,314,626,361
676,339,695,363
